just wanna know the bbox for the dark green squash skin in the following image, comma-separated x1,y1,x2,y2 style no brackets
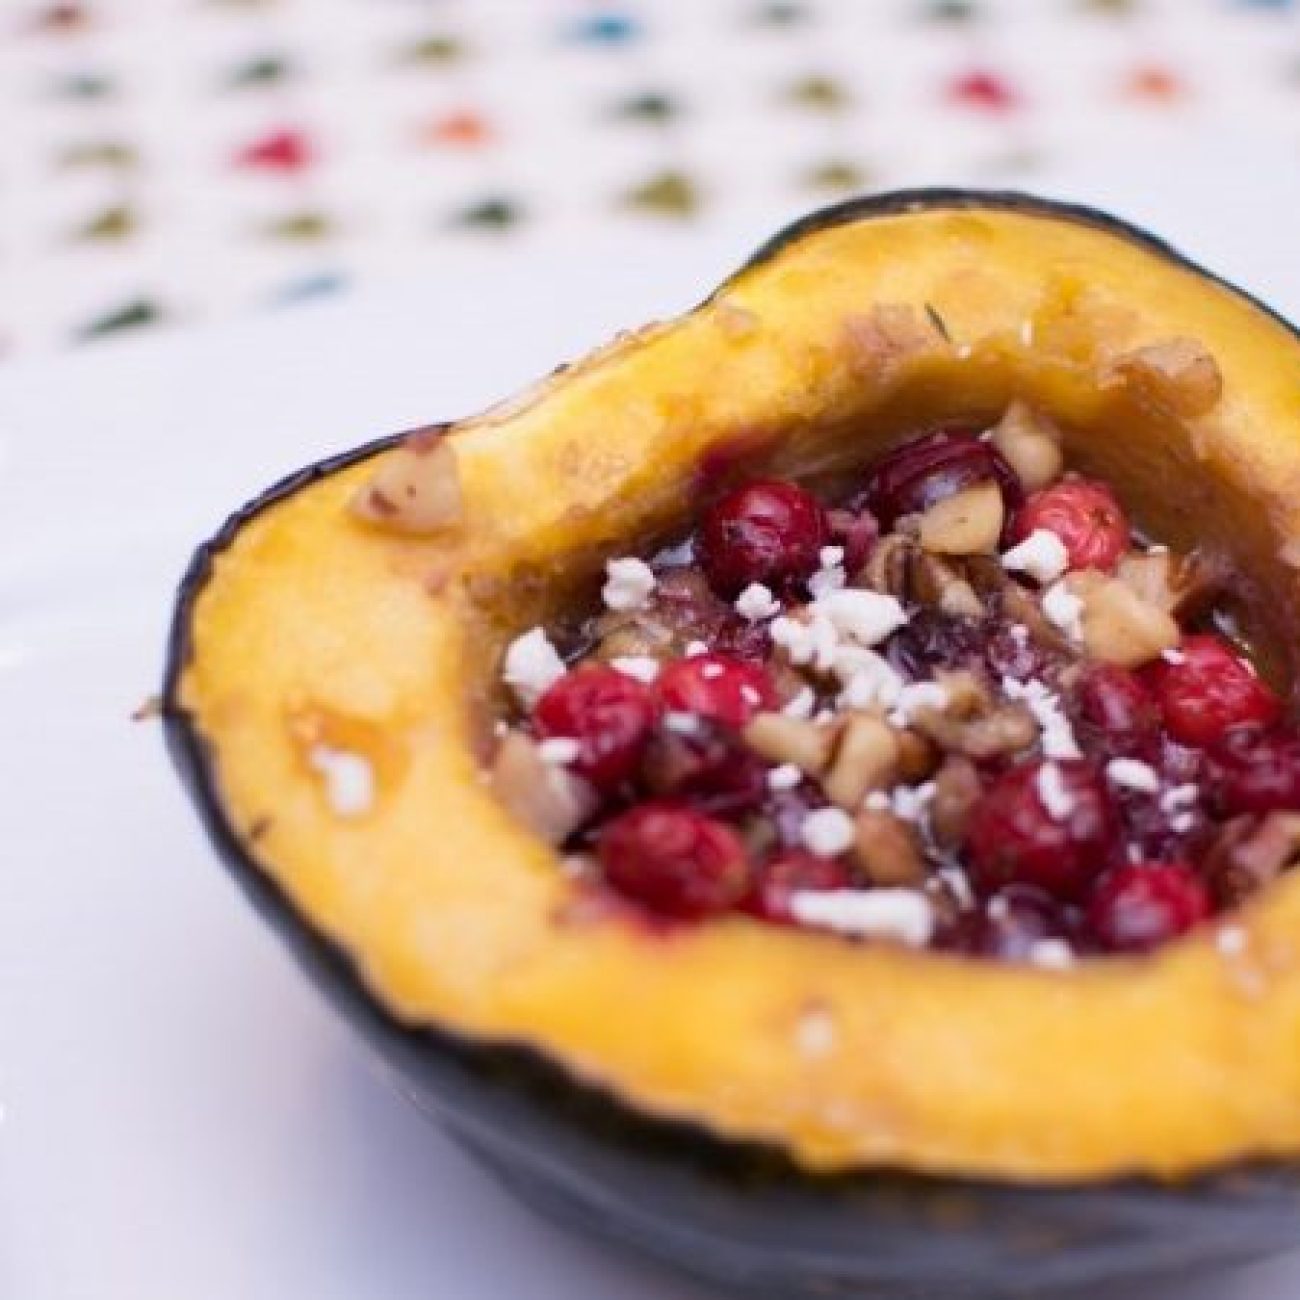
162,191,1300,1297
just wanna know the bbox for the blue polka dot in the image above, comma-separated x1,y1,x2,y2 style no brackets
568,12,641,44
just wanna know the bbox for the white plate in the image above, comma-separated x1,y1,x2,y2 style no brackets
5,159,1300,1299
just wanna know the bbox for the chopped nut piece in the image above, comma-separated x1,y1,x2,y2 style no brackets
1204,813,1300,908
490,732,597,844
858,531,915,596
1068,572,1180,667
853,809,927,887
743,711,837,775
918,480,1004,556
895,730,938,782
824,715,900,810
351,433,463,534
906,670,1038,760
930,756,983,848
1116,548,1221,620
1105,337,1223,418
912,551,985,617
988,400,1064,491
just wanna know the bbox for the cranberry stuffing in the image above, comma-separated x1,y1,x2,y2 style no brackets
534,665,658,792
599,802,750,918
862,430,1021,530
1144,634,1281,748
965,759,1116,901
1075,663,1159,760
971,886,1073,961
745,851,855,923
1205,726,1300,815
1086,863,1211,953
1010,478,1129,573
641,719,768,818
658,653,778,729
697,480,830,598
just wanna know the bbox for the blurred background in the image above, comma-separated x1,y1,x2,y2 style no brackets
4,0,1300,362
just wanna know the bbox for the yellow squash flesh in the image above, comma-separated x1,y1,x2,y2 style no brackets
177,200,1300,1182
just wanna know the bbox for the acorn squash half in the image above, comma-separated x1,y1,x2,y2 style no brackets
164,190,1300,1295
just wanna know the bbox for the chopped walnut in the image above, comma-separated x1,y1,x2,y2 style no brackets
911,552,984,617
918,480,1004,556
988,400,1064,492
1116,548,1222,621
1104,338,1223,418
824,714,900,810
896,729,938,782
906,670,1038,760
858,531,915,597
490,732,597,844
930,756,983,848
351,431,464,535
743,712,837,775
1204,813,1300,908
1067,571,1180,667
853,809,927,887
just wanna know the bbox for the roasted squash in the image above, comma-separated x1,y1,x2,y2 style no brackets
164,190,1300,1294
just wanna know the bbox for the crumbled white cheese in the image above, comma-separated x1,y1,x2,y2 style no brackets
781,685,817,719
740,684,762,707
735,582,781,621
601,557,656,612
1161,646,1187,665
1009,623,1030,645
864,790,891,812
820,545,845,569
834,648,904,712
1106,757,1160,793
1001,675,1082,760
887,681,949,729
700,661,725,680
807,564,847,598
1001,529,1070,585
611,655,660,684
794,1005,838,1058
771,612,839,672
503,627,566,705
537,737,581,765
663,711,701,734
1035,761,1075,821
1041,581,1084,641
1147,543,1170,556
685,639,709,657
799,807,856,857
307,745,375,818
1160,783,1200,833
1028,938,1075,971
813,588,908,647
767,763,803,792
789,888,934,947
891,781,936,824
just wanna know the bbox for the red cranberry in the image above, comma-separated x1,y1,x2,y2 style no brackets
1206,726,1300,815
1143,635,1281,748
827,507,879,575
965,759,1116,900
745,851,855,923
599,802,750,918
862,430,1022,530
1074,663,1159,760
1010,479,1129,572
641,719,768,818
972,885,1072,961
657,653,778,729
697,480,830,598
534,665,658,792
1086,863,1211,953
